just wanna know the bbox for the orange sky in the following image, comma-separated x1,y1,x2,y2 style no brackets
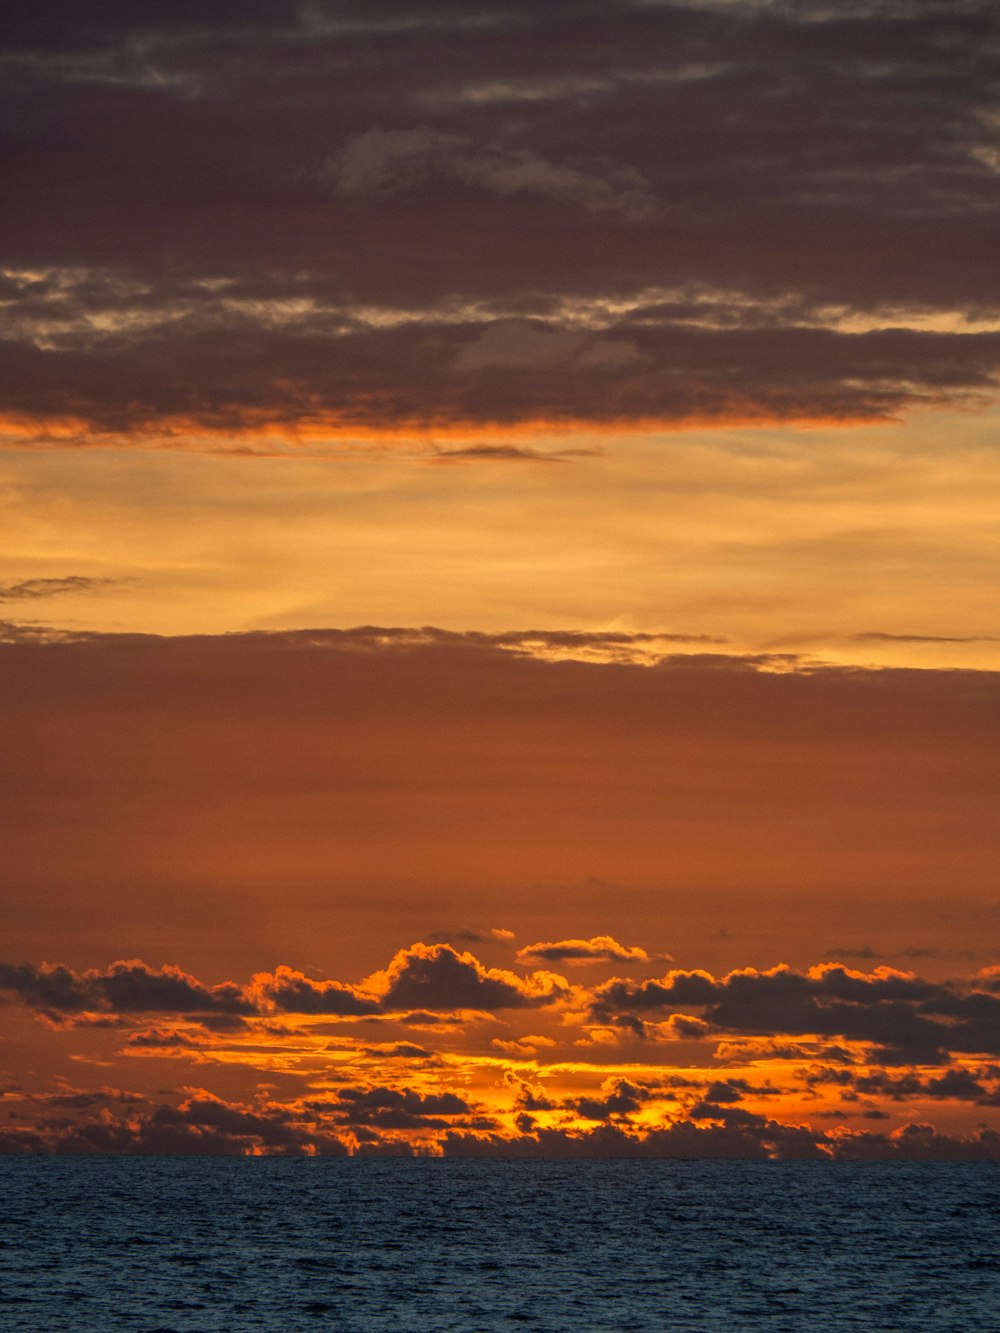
2,0,999,1156
2,632,999,1156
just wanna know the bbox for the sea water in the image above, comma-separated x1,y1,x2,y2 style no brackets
1,1158,998,1331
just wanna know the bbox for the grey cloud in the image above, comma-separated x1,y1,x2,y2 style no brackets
376,944,567,1012
593,962,1000,1058
125,1027,209,1050
325,127,652,216
315,1085,477,1131
0,577,116,602
516,936,660,967
0,960,256,1016
853,1067,991,1101
1,0,998,442
358,1043,435,1060
254,968,380,1017
854,633,1000,644
429,444,577,464
3,313,997,440
440,1121,1000,1161
573,1079,653,1121
453,321,641,373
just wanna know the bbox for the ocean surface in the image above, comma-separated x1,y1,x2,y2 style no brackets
1,1158,998,1332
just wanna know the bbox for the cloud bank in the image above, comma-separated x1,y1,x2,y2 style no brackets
2,941,1000,1158
2,0,998,446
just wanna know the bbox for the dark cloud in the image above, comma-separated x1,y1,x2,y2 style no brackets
824,945,969,962
593,961,1000,1058
440,1122,1000,1162
0,577,116,602
372,943,569,1012
854,633,1000,644
430,444,579,464
99,961,255,1015
0,959,258,1016
250,944,569,1017
853,1067,990,1101
0,943,568,1022
252,966,380,1017
37,1085,145,1109
572,1078,654,1121
358,1043,435,1060
399,1011,461,1028
0,1089,353,1156
326,1085,474,1130
3,1031,1000,1157
516,936,660,967
3,318,998,441
1,1,998,443
835,1123,1000,1162
0,962,92,1013
125,1027,209,1050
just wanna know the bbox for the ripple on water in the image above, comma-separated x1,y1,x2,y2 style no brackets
0,1159,999,1332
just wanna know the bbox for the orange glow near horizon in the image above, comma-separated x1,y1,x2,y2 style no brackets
4,940,1000,1156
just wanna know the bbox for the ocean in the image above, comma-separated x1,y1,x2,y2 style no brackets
1,1158,998,1331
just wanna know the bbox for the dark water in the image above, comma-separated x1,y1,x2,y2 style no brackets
1,1158,998,1331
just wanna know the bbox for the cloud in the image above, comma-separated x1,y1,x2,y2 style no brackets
439,1122,1000,1162
0,960,255,1016
251,965,380,1017
592,961,1000,1059
0,942,574,1026
854,632,1000,644
0,1090,353,1156
4,1091,1000,1160
515,936,661,967
429,444,581,464
358,1042,436,1061
426,928,494,945
452,321,640,373
4,315,998,443
6,941,999,1083
325,128,651,217
0,576,116,602
491,1035,557,1057
573,1078,654,1121
657,1014,714,1040
852,1068,989,1102
125,1027,210,1051
326,1085,475,1130
364,943,570,1012
2,1,999,445
3,941,1000,1157
824,945,956,962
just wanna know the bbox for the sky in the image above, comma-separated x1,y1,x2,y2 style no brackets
1,0,999,1159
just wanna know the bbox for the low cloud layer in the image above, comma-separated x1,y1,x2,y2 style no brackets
2,941,1000,1157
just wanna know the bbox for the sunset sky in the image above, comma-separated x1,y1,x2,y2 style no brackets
2,0,999,1158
